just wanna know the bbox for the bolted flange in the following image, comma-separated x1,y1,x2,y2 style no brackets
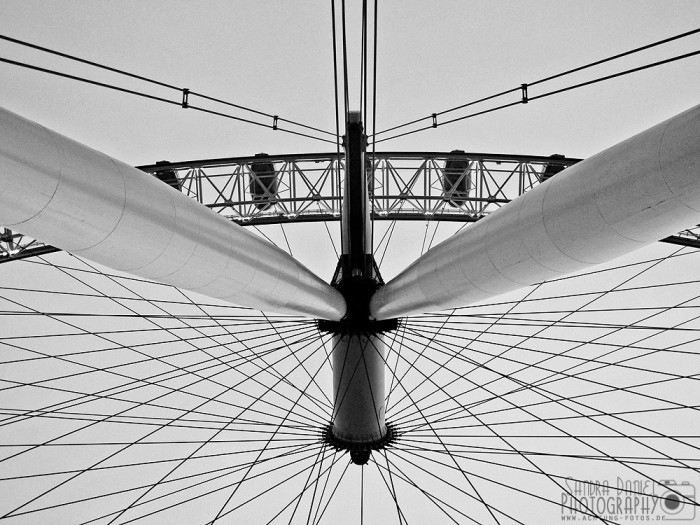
322,422,400,465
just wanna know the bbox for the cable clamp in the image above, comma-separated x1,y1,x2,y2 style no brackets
432,113,438,128
272,115,279,130
181,88,190,108
521,83,528,104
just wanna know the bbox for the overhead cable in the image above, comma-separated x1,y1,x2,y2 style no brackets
370,0,379,261
0,57,336,145
0,33,335,139
361,0,368,125
374,27,700,142
0,34,180,90
330,0,345,251
528,26,700,88
374,47,700,144
330,0,342,149
370,0,378,154
340,0,350,119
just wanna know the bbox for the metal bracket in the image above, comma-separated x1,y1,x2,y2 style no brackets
181,88,190,109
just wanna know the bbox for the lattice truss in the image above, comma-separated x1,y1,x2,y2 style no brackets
146,152,577,223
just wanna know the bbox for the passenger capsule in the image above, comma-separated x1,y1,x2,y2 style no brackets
153,161,181,190
541,153,566,182
249,153,279,210
442,150,470,207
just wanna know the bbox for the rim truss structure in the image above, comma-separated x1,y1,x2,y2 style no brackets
139,152,580,224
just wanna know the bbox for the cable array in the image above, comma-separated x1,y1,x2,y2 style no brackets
374,27,700,144
0,34,336,145
330,0,380,252
330,0,378,133
340,0,350,119
2,213,700,522
369,0,379,255
360,0,379,140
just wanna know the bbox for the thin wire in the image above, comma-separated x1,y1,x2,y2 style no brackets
381,336,610,522
373,338,512,524
310,448,338,525
0,34,179,89
377,86,520,137
529,49,700,103
0,57,177,105
370,0,378,141
0,33,335,137
374,49,700,144
376,452,482,524
341,0,350,117
370,0,378,263
330,0,342,149
361,0,368,125
331,0,345,257
0,57,337,145
6,444,324,522
375,100,522,144
398,321,700,504
304,443,326,525
208,339,334,523
395,249,695,430
187,104,337,144
189,90,335,136
0,331,320,518
323,220,340,259
279,223,294,257
530,26,700,87
311,456,352,524
375,27,700,136
360,463,365,525
284,445,328,524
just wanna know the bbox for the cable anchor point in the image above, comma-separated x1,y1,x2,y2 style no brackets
181,88,190,109
521,83,529,104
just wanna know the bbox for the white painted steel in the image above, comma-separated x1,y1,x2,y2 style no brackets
331,333,387,444
0,106,346,320
371,103,700,320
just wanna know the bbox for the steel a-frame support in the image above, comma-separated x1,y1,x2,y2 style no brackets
324,112,394,464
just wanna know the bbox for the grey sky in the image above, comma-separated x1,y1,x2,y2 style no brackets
1,2,699,524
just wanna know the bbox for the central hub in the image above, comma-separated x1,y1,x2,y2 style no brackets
315,111,399,465
317,275,399,335
322,422,400,465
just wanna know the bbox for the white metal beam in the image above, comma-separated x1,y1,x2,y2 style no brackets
0,106,346,320
371,103,700,320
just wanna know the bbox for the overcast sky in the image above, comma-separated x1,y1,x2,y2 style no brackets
1,2,699,524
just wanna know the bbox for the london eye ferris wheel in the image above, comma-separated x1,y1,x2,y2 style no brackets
1,2,700,524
